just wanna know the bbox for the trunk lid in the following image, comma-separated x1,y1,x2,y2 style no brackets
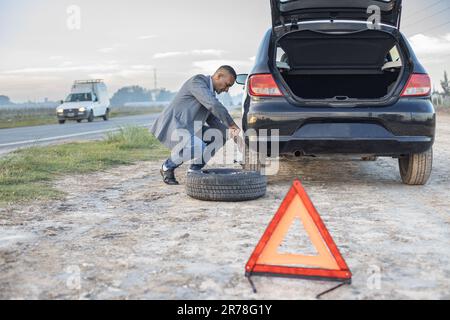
271,0,402,30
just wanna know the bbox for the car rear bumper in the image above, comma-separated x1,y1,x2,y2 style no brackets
276,137,433,156
245,97,436,156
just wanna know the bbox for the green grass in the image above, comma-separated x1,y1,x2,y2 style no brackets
0,108,57,129
110,107,163,118
0,107,163,129
0,117,57,129
0,126,169,205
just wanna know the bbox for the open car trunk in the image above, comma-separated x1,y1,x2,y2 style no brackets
276,29,405,101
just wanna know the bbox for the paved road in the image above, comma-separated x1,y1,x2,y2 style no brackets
0,114,161,154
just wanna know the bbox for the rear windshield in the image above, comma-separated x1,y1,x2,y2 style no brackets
65,93,93,102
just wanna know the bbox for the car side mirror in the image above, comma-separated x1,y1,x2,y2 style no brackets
60,100,64,104
236,74,248,86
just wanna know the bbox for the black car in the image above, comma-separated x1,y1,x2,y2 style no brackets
237,0,435,185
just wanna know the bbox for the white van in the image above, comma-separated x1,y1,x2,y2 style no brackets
56,80,111,124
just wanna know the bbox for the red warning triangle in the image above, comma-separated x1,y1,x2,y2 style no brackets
245,179,352,282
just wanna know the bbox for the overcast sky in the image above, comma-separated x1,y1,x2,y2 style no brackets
1,0,450,102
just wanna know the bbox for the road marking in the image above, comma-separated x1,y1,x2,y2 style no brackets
0,124,151,148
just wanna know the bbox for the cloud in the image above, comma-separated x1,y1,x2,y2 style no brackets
2,64,121,74
97,43,126,54
1,62,154,81
153,51,185,59
60,61,74,67
191,49,225,56
85,65,155,80
98,47,115,53
0,74,61,82
89,71,140,79
89,66,153,81
138,35,158,40
192,59,254,74
131,65,154,70
409,33,450,56
153,49,225,59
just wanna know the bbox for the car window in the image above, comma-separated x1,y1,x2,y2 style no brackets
382,46,402,71
276,47,286,62
65,93,93,102
276,47,291,71
390,46,401,62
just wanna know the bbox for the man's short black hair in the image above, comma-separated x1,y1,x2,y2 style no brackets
216,65,237,80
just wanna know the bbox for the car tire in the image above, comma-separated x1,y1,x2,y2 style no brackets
399,148,433,185
58,120,65,124
103,109,110,121
88,110,94,123
243,148,263,172
241,137,264,172
186,169,267,202
77,119,82,123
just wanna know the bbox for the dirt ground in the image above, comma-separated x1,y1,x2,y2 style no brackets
1,115,449,300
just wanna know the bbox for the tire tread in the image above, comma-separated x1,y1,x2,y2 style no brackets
399,148,433,185
186,169,267,202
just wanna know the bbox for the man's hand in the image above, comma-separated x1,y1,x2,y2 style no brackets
229,124,241,139
229,124,245,153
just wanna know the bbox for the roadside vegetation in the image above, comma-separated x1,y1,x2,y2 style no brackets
434,97,450,113
0,106,163,129
433,71,450,113
0,126,169,204
0,107,57,129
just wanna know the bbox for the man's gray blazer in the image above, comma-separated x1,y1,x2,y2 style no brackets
150,74,236,150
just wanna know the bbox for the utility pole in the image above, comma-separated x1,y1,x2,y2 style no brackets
153,68,158,90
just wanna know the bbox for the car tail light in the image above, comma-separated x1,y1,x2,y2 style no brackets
401,74,431,97
249,74,283,97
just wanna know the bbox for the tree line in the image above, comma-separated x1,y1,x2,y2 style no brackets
110,86,176,107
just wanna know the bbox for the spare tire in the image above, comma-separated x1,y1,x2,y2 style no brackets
186,169,267,202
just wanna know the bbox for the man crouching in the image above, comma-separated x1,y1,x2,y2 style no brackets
150,65,242,185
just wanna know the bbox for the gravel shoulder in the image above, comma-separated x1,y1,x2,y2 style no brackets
1,114,449,300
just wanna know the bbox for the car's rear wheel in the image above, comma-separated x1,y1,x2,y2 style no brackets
399,148,433,185
243,148,262,172
77,119,82,123
242,137,264,173
58,120,65,125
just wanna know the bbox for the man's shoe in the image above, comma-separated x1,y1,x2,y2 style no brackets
160,167,179,185
188,164,205,173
